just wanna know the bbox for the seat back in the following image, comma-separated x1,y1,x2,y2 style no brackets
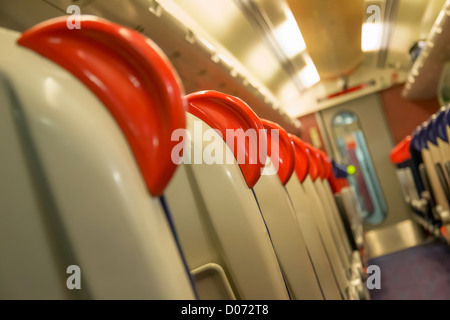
410,127,438,222
286,134,342,300
427,115,450,202
292,140,353,298
422,121,450,211
339,187,365,249
253,120,324,300
165,91,290,300
441,107,450,165
390,136,421,205
317,151,354,260
307,146,353,268
328,161,365,250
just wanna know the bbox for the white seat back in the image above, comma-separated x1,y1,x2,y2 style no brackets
165,93,290,300
252,120,324,300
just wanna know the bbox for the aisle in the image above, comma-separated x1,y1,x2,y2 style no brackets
368,241,450,300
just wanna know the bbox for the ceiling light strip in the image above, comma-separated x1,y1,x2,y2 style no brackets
377,0,400,68
234,0,306,92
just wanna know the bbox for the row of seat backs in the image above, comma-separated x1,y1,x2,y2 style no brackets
390,106,450,238
413,110,449,214
1,16,364,299
392,108,450,208
328,162,365,251
165,90,357,300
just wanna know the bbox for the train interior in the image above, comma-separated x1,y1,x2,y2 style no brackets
1,0,450,300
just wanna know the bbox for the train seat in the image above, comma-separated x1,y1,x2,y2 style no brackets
402,114,450,243
433,109,450,240
411,128,433,200
441,107,450,166
427,114,450,204
307,147,357,267
410,126,443,227
328,163,369,285
421,120,450,222
0,17,196,299
317,151,361,261
417,124,441,217
391,136,420,206
414,122,450,236
285,134,343,300
390,135,430,226
255,119,324,300
432,108,450,175
313,149,367,298
164,91,290,300
328,161,365,253
435,107,450,184
289,139,361,299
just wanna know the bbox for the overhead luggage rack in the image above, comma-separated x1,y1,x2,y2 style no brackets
402,0,450,101
0,0,301,133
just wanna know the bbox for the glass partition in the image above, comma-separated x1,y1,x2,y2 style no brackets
332,111,387,225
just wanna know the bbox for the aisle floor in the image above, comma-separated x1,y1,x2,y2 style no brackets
368,241,450,300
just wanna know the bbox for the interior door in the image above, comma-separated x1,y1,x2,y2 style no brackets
319,93,425,258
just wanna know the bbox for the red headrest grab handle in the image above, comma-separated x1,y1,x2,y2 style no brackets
328,173,350,194
186,90,266,188
288,134,310,183
303,143,321,181
390,135,412,164
315,148,326,180
318,150,332,180
315,151,326,180
18,16,186,196
261,119,295,186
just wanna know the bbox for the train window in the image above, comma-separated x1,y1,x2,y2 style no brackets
332,111,387,225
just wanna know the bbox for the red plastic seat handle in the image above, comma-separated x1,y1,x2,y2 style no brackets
390,136,412,165
288,134,310,183
261,119,295,186
18,16,186,196
186,90,266,188
303,143,321,181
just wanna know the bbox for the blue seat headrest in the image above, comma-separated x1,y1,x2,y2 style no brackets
419,124,429,150
445,106,450,126
435,108,448,143
331,160,348,178
442,107,450,142
411,127,423,151
427,117,438,146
